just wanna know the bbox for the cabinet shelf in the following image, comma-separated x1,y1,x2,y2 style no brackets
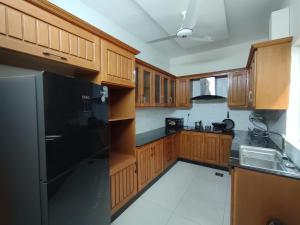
110,152,136,175
109,116,134,122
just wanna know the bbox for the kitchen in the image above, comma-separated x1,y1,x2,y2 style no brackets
0,1,300,225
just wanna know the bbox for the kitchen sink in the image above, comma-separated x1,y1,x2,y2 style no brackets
239,145,300,176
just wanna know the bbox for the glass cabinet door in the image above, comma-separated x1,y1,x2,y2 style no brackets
143,69,151,105
170,79,176,105
154,74,161,105
135,66,140,105
163,77,169,105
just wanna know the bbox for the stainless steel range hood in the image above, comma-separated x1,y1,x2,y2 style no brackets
191,77,227,101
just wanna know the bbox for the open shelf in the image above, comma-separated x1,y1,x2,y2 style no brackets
109,116,135,122
109,88,135,119
110,152,136,175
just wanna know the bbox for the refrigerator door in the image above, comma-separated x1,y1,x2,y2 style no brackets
40,73,109,181
40,152,110,225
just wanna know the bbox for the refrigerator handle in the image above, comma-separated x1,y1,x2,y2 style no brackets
40,183,49,225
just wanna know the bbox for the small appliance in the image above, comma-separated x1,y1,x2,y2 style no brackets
165,118,184,128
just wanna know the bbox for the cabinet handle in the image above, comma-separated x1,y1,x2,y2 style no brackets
43,52,67,61
248,91,253,102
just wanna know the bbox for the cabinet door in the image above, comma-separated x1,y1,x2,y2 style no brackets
163,76,170,106
136,144,152,191
228,70,248,108
110,162,137,214
152,140,164,177
176,79,191,108
135,65,142,107
219,135,232,167
204,133,220,165
170,79,176,106
141,67,153,106
154,73,163,106
180,132,191,159
173,133,180,160
101,40,135,87
248,52,257,108
163,135,173,169
0,0,100,71
190,132,205,162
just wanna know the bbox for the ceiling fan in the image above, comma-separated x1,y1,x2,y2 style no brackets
147,0,214,44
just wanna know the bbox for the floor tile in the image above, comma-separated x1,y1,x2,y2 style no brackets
113,198,172,225
166,214,200,225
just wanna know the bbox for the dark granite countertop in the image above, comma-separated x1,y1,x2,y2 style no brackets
136,126,233,147
229,131,300,180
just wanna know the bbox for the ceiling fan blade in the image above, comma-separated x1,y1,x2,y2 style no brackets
181,0,200,29
190,35,214,42
147,34,178,44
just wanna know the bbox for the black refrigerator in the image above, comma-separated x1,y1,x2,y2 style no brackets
0,72,110,225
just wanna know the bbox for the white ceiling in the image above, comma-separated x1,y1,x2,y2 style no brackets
80,0,284,58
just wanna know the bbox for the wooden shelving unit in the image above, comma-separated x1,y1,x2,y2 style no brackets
109,152,136,175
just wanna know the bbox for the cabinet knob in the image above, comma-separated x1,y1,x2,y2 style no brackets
43,51,67,61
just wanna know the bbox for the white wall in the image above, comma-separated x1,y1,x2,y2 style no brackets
49,0,170,71
281,0,300,41
169,41,256,75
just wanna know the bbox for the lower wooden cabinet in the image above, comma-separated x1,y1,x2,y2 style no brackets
136,139,164,191
190,132,205,162
163,134,177,169
231,167,300,225
180,131,191,159
204,133,220,165
219,135,233,167
110,158,137,214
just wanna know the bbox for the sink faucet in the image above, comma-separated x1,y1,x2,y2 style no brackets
267,131,286,156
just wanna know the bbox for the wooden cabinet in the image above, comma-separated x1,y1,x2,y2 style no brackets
246,37,292,109
0,0,100,71
219,135,232,167
135,64,154,106
170,79,176,106
176,78,191,108
204,133,220,165
136,139,163,191
101,39,135,87
110,153,137,215
163,134,177,169
231,167,300,225
179,131,191,159
228,70,248,108
162,76,170,106
190,132,205,162
154,72,163,106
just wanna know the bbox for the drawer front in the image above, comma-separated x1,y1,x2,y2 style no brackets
0,0,100,71
101,39,135,87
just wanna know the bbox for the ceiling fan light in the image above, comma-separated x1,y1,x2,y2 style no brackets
177,28,193,38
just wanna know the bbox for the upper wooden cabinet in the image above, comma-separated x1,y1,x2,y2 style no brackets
153,72,163,106
228,70,248,108
247,37,292,110
100,39,135,87
0,0,100,71
176,78,191,108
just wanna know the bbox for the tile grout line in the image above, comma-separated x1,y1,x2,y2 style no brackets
221,175,231,225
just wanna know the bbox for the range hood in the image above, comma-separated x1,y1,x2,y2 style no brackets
191,77,227,101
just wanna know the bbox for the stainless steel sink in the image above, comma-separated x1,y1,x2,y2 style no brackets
239,145,299,176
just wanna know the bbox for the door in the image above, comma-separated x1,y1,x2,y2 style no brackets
41,152,110,225
219,135,232,167
137,144,152,191
154,72,163,106
164,135,173,169
0,0,100,71
190,132,205,162
41,73,109,181
141,67,153,106
228,70,248,108
180,132,191,159
152,140,164,177
204,133,220,165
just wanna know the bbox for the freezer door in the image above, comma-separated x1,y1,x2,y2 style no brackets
41,73,109,181
40,152,110,225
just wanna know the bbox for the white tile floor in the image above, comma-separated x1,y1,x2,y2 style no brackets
112,161,231,225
